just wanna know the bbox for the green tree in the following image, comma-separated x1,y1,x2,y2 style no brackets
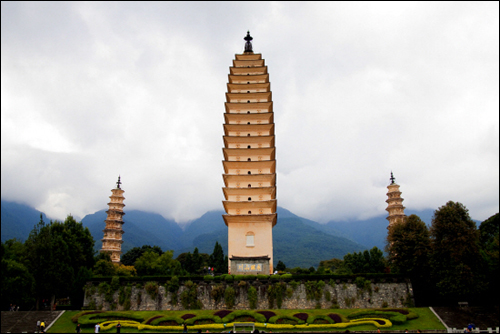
430,201,483,301
276,260,286,272
209,241,226,274
134,250,182,276
386,214,430,277
1,259,35,309
24,215,95,310
343,247,386,274
134,250,162,276
121,245,163,266
478,213,499,302
191,248,202,274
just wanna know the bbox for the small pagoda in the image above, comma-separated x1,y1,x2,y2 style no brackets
222,32,277,275
100,176,126,263
385,172,406,227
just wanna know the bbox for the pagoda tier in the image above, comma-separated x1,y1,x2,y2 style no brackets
385,173,406,227
100,177,126,263
222,33,277,275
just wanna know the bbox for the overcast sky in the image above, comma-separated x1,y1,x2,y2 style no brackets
2,2,498,225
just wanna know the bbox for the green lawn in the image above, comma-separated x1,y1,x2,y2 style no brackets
48,308,447,333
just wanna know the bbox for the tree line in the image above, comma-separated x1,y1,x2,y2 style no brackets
0,214,227,311
313,201,498,305
1,200,498,309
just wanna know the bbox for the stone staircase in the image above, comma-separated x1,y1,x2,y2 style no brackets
1,311,64,333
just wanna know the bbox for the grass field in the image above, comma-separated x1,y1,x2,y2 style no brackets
47,308,446,333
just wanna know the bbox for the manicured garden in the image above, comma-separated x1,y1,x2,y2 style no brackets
48,307,446,332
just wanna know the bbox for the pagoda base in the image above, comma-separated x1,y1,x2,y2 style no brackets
230,255,270,275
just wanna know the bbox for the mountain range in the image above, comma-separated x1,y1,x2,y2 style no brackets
1,199,437,268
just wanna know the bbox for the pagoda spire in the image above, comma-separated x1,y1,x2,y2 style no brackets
385,172,406,227
244,31,253,53
223,35,276,275
100,176,126,263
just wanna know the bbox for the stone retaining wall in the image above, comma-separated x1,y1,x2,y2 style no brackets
84,278,413,311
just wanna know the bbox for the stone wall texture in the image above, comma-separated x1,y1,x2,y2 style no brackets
84,278,414,311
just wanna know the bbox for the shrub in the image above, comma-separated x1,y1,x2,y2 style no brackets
118,285,132,306
247,285,258,309
238,280,247,288
203,275,214,281
289,280,300,290
223,274,234,282
305,280,325,301
354,276,372,295
268,281,287,309
144,282,159,300
210,284,225,304
257,274,269,280
180,280,202,310
224,285,235,308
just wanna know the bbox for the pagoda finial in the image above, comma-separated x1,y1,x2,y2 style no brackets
244,31,253,53
116,175,122,189
390,171,395,185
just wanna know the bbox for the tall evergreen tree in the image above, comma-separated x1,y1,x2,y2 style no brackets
209,241,226,274
430,201,483,301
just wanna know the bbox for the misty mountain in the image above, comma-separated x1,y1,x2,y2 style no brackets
1,200,49,242
325,209,437,250
2,200,462,268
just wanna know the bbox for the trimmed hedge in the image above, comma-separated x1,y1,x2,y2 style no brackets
148,316,183,326
221,311,266,324
185,315,222,325
347,310,410,325
269,314,304,325
77,311,144,327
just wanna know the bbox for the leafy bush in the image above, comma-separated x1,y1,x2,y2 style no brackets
203,275,214,281
305,280,325,301
180,280,202,310
248,285,258,309
145,281,159,300
210,284,225,304
223,274,234,282
118,285,131,306
224,285,235,308
257,274,269,280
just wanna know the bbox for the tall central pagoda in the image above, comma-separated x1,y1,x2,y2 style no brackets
222,32,277,275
